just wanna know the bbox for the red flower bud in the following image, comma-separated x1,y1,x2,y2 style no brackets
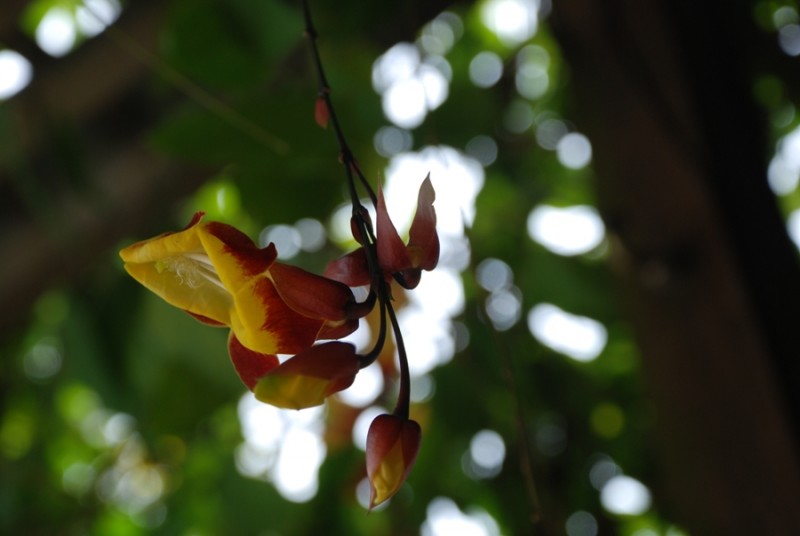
365,414,422,509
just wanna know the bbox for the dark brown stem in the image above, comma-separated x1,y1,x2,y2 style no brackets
386,300,410,419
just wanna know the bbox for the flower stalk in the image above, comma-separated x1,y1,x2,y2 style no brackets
303,0,434,507
120,0,438,510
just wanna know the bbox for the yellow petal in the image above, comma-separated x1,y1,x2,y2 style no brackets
120,218,232,325
229,277,323,355
370,440,406,507
254,374,331,410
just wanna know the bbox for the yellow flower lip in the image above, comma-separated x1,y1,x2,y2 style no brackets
154,253,225,290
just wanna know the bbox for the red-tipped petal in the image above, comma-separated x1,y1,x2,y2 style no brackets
376,183,412,274
228,333,280,390
407,175,439,271
184,211,206,230
254,342,361,409
270,262,355,322
324,248,371,287
202,222,277,277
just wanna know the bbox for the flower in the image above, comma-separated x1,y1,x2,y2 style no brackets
120,212,361,373
325,175,439,290
377,174,439,289
253,341,360,409
365,413,422,509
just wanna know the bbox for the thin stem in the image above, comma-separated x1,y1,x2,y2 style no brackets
302,2,356,196
303,0,409,419
358,295,387,368
386,300,411,419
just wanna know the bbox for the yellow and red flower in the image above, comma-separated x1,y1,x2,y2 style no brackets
120,212,362,390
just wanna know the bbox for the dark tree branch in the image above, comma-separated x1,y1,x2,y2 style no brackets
551,1,800,533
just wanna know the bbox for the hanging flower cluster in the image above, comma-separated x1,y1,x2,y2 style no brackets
120,2,438,509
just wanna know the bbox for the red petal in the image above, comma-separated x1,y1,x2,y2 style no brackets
407,175,439,271
318,318,359,340
270,262,355,322
315,95,329,128
324,248,371,287
228,333,279,390
272,341,360,381
395,268,422,290
376,183,412,274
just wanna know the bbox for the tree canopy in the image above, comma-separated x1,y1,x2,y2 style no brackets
1,1,799,535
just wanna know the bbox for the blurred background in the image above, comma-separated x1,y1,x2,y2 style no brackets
1,0,799,534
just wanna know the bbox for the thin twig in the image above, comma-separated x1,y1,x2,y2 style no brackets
81,3,288,154
301,0,377,206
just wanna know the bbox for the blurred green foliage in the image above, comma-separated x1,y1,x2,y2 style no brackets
3,0,800,535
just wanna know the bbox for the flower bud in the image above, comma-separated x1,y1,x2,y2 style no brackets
365,414,421,509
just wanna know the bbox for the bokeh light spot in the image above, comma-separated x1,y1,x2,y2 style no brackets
788,209,800,249
36,8,78,57
352,406,388,451
600,475,652,515
485,287,522,331
504,99,535,133
23,337,63,381
421,497,501,536
469,51,503,88
76,0,122,37
272,428,325,503
527,204,605,256
476,258,513,292
556,132,593,169
566,510,598,536
295,218,327,252
236,395,326,502
0,50,33,100
374,126,413,157
467,429,506,478
768,124,800,195
536,117,569,150
589,455,622,490
779,24,800,56
465,135,498,167
259,224,302,259
383,78,428,129
337,361,383,408
527,303,607,362
480,0,540,46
